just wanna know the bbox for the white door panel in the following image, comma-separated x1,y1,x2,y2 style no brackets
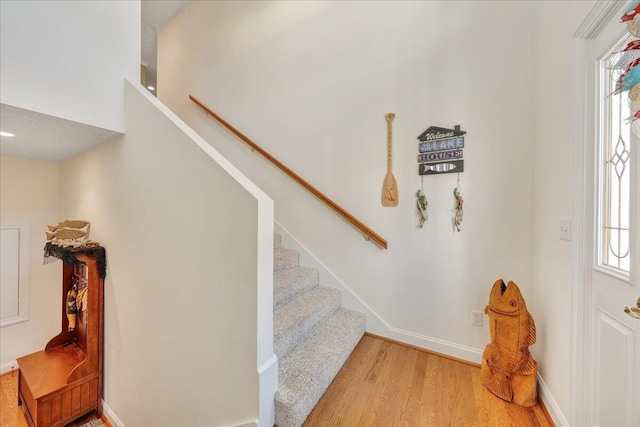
593,306,635,426
586,4,640,427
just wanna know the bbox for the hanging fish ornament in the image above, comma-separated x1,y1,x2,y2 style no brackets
416,189,428,228
453,187,463,232
481,279,538,407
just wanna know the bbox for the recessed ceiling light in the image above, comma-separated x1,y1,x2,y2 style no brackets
147,86,155,91
0,131,15,137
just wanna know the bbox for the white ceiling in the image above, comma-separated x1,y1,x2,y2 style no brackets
0,1,189,163
0,104,121,162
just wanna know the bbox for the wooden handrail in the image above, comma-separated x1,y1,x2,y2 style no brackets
189,94,388,249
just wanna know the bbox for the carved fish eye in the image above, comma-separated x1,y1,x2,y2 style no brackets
509,300,517,307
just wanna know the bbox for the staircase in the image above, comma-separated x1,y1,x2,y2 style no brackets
273,233,366,427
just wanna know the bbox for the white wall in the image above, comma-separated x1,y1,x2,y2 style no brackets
0,157,61,369
158,1,535,356
59,82,272,426
0,0,140,132
532,0,597,423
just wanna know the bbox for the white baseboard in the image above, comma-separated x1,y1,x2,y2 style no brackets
0,360,18,375
275,223,568,424
102,397,265,427
257,354,278,427
102,400,125,427
387,327,483,364
537,374,569,427
274,222,483,365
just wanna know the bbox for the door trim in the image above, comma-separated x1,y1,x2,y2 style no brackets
572,2,626,426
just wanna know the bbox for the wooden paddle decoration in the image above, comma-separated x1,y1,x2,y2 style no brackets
382,113,398,206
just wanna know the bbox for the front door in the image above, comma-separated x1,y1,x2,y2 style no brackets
586,7,640,426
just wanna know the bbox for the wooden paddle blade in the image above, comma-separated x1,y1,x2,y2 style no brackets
383,112,397,206
382,173,398,206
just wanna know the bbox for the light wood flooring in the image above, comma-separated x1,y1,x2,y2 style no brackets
303,334,553,427
2,335,552,427
0,370,108,427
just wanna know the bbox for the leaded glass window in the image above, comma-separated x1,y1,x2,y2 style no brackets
599,47,633,275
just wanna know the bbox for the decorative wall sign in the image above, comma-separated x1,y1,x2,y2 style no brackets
417,149,463,163
417,126,466,141
415,124,468,232
417,125,466,176
419,137,465,153
419,160,464,175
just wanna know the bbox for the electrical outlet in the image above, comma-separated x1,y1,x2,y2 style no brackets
472,310,483,327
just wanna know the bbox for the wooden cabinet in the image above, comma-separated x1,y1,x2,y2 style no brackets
17,247,105,427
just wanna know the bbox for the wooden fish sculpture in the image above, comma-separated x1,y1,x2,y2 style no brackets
481,279,538,407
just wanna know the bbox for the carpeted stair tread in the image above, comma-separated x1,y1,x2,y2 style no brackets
274,266,319,309
272,234,367,427
274,286,341,360
274,248,299,272
275,308,366,427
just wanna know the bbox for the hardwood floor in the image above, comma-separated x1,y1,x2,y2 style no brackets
303,334,553,427
3,335,552,427
0,370,108,427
